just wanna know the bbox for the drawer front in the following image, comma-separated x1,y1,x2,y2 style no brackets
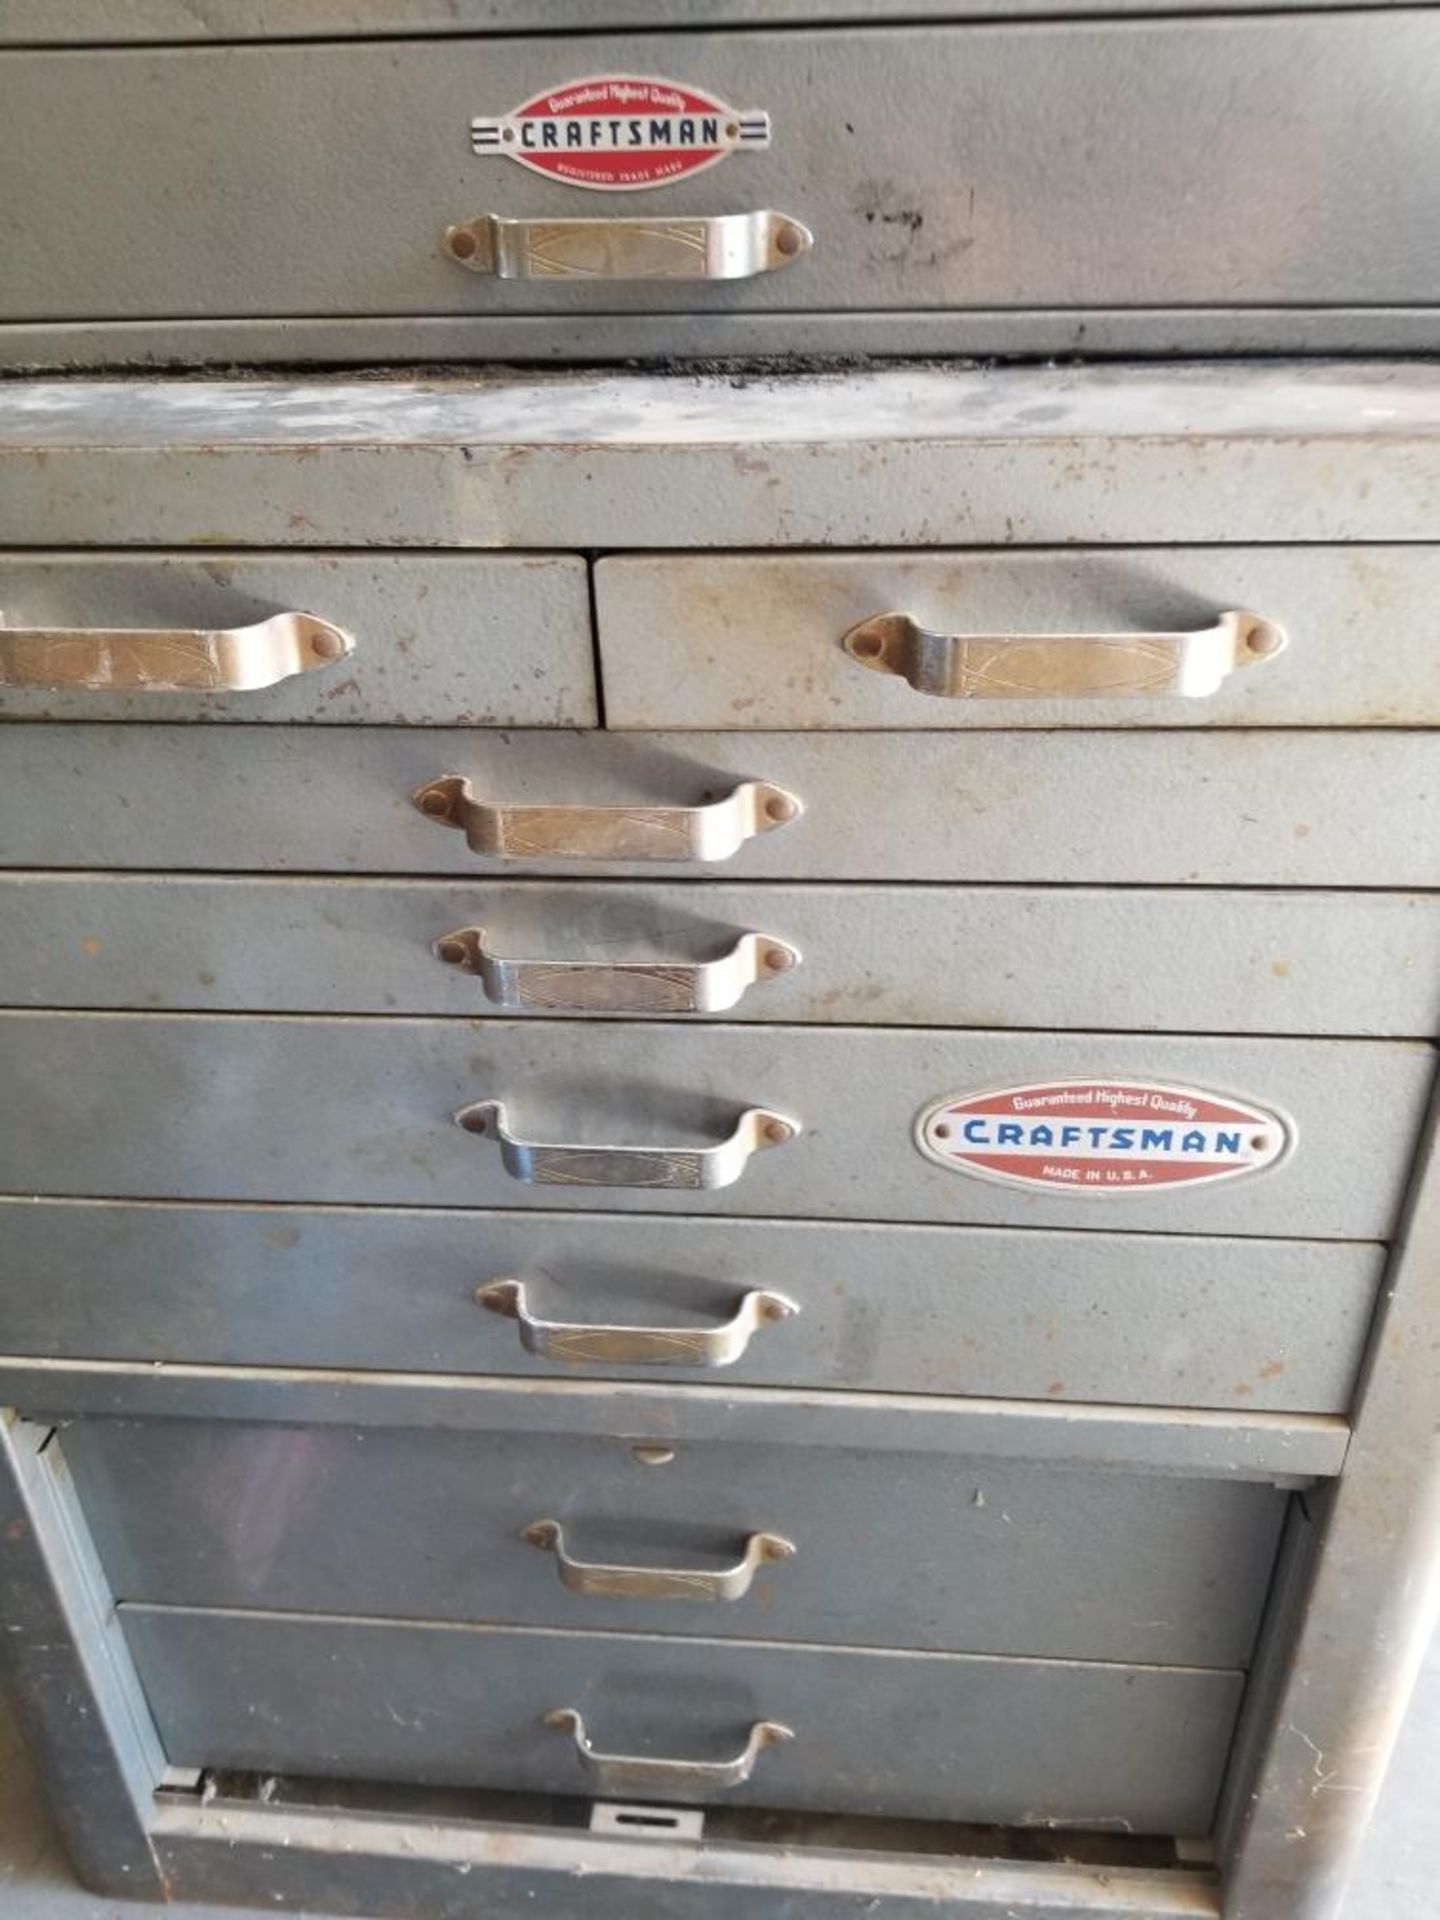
595,548,1440,730
0,1200,1380,1413
119,1605,1243,1831
3,20,1436,323
7,875,1437,1036
0,553,594,726
64,1417,1284,1666
0,1014,1427,1236
5,726,1435,887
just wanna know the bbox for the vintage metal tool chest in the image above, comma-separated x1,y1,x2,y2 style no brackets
2,11,1440,1920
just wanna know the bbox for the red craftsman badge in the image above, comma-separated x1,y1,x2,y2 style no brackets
471,74,771,191
917,1079,1291,1196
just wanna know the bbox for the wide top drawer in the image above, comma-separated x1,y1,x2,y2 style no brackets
3,17,1438,345
595,548,1440,730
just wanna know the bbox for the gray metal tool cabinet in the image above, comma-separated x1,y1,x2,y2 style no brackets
0,364,1437,1920
1,10,1440,1920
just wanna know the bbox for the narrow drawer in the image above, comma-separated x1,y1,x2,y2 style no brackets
4,726,1435,886
61,1415,1286,1666
3,19,1436,328
0,1014,1427,1237
119,1605,1243,1832
595,548,1440,730
8,875,1438,1036
0,1199,1382,1412
0,553,595,725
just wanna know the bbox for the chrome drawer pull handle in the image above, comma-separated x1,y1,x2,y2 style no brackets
444,211,811,281
0,610,353,693
522,1520,795,1602
842,608,1287,701
435,926,801,1014
454,1100,798,1191
544,1710,795,1793
477,1278,799,1367
414,776,801,864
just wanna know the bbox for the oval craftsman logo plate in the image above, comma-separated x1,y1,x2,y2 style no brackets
917,1079,1291,1196
470,75,771,191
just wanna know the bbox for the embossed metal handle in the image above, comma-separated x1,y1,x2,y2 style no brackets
842,609,1287,701
444,210,811,281
454,1100,799,1190
435,926,801,1014
477,1278,799,1367
522,1520,795,1602
544,1709,795,1793
414,776,802,864
0,610,353,693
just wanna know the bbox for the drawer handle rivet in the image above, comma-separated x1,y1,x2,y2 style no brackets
435,936,470,966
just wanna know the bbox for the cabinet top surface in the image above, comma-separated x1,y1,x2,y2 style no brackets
6,363,1440,451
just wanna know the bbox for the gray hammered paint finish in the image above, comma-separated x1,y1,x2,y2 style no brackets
0,1198,1383,1411
0,1012,1427,1235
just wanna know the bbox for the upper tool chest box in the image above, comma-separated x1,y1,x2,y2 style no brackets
2,1,1440,362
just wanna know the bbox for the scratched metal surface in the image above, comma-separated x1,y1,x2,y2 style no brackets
3,368,1440,547
4,877,1436,1036
0,554,594,726
0,0,1407,38
2,19,1439,368
0,1013,1428,1236
593,548,1440,730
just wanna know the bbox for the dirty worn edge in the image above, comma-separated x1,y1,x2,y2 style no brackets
2,309,1440,369
1219,1075,1440,1917
148,1797,1218,1918
0,1361,1346,1480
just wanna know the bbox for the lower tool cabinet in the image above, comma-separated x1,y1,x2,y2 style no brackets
2,365,1439,1920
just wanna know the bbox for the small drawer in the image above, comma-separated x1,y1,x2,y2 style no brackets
0,1199,1382,1413
62,1414,1287,1667
595,548,1440,730
0,553,595,725
0,1013,1428,1238
6,874,1437,1036
4,726,1436,887
119,1604,1243,1832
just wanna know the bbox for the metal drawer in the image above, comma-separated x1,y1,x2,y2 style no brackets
3,18,1438,355
7,875,1437,1036
594,548,1440,730
118,1604,1243,1831
0,553,594,725
0,1014,1427,1237
0,1199,1381,1413
61,1415,1285,1666
5,726,1435,887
